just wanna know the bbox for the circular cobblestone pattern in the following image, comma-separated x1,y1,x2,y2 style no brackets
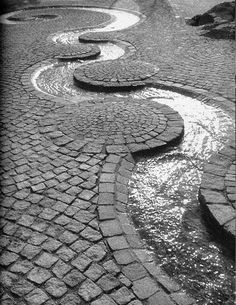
73,60,159,91
49,43,101,60
39,98,184,153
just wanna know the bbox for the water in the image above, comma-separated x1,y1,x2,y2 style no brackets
31,7,142,100
49,7,144,44
32,43,126,101
128,89,235,305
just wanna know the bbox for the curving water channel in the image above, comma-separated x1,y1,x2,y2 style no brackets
32,43,127,101
127,89,235,305
16,6,235,304
49,7,144,44
30,7,142,101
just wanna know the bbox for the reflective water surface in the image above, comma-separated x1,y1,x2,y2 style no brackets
128,89,235,305
32,7,140,100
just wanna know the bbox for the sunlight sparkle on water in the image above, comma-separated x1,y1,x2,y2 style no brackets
128,88,234,304
32,43,125,99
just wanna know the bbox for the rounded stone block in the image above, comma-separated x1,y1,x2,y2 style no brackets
39,98,184,155
73,60,159,91
49,44,101,60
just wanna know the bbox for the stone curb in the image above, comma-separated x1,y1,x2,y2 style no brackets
198,137,236,244
97,152,196,305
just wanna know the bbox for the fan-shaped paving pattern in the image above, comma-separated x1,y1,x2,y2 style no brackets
73,60,159,91
39,98,184,154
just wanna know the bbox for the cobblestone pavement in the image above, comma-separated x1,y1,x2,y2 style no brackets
167,0,226,18
0,0,235,304
109,0,235,100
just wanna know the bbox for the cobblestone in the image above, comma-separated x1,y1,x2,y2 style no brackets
110,287,135,304
132,277,159,300
59,293,82,305
147,291,175,305
45,277,68,297
27,267,52,284
0,0,234,304
25,288,49,305
78,279,102,301
35,252,58,268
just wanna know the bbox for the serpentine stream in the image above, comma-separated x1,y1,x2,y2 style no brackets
128,89,235,305
8,6,234,304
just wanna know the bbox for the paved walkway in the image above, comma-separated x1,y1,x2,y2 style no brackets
167,0,226,18
0,0,235,304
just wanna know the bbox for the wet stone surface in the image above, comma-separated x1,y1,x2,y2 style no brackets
127,90,235,305
73,60,159,91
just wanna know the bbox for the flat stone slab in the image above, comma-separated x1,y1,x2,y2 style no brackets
39,98,184,154
73,60,159,91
